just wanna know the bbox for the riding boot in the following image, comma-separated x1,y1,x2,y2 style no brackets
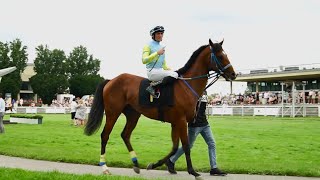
146,80,162,97
146,85,156,97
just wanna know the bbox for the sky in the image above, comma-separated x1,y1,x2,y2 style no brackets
1,0,320,95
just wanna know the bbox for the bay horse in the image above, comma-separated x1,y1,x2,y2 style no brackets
84,39,236,179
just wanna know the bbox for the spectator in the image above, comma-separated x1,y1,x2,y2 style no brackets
263,91,269,104
19,98,23,106
255,92,260,104
70,98,77,126
0,93,5,133
75,99,86,126
38,98,43,106
309,90,316,104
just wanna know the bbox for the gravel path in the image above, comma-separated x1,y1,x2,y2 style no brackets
0,155,319,180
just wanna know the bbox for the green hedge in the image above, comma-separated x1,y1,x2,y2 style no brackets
10,114,43,119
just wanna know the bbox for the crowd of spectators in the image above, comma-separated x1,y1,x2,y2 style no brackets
50,96,93,108
3,91,320,110
208,90,320,106
3,95,94,113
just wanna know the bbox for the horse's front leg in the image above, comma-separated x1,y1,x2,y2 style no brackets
146,123,180,169
122,108,141,173
179,123,202,179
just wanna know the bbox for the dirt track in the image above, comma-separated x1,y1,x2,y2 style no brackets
0,155,319,180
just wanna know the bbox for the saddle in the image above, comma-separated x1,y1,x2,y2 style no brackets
139,77,175,120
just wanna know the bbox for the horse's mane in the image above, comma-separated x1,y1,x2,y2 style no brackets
176,43,223,75
176,45,208,75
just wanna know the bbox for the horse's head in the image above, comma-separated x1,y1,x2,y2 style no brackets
208,39,237,81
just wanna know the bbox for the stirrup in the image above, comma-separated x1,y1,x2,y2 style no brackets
154,90,160,98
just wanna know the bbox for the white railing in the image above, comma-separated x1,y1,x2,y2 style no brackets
206,105,320,117
10,105,320,117
15,107,91,114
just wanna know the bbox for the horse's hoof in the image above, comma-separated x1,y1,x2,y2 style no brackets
133,166,140,174
103,169,111,175
146,163,153,170
195,175,204,180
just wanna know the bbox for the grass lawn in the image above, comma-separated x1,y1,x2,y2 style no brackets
0,114,319,177
0,167,148,180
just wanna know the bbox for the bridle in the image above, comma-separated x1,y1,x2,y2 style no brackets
210,46,232,76
179,44,233,98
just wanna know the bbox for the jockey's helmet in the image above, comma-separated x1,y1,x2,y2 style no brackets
150,26,165,36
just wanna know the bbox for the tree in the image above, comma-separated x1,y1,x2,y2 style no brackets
0,39,28,98
33,45,67,75
0,42,10,68
29,75,69,104
69,75,104,98
31,44,103,104
9,39,28,73
30,45,69,104
0,74,21,99
66,46,101,77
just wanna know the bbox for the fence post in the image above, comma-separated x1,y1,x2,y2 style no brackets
241,106,244,116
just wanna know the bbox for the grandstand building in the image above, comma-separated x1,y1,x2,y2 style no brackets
206,63,320,117
234,63,320,93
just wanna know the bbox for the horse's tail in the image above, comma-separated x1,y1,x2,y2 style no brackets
84,79,110,136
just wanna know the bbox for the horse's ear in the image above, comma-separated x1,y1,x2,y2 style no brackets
219,39,224,45
209,39,214,46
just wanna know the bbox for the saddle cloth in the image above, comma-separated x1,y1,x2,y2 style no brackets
139,79,174,107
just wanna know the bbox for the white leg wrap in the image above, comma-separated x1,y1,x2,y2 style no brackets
102,164,109,171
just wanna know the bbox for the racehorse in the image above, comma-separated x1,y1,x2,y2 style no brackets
84,39,236,179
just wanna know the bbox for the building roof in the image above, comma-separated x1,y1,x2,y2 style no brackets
21,64,36,82
234,64,320,82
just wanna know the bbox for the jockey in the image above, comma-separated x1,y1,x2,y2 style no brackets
142,25,178,97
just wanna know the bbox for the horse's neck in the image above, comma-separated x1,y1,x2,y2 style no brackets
182,51,209,96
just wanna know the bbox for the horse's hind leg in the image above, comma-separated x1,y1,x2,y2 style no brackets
99,113,121,174
121,106,141,174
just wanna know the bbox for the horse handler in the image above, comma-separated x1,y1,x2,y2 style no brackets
166,91,227,176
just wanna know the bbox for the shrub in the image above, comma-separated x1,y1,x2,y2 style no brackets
10,114,43,119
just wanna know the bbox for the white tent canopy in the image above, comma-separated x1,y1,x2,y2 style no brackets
0,67,16,77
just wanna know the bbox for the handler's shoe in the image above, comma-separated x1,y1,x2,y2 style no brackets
210,168,227,176
165,159,177,174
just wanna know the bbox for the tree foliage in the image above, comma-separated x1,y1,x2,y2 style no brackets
29,74,69,104
30,45,69,103
66,46,100,77
0,39,28,98
33,45,67,75
31,44,102,103
0,40,103,103
0,75,21,99
69,75,104,98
